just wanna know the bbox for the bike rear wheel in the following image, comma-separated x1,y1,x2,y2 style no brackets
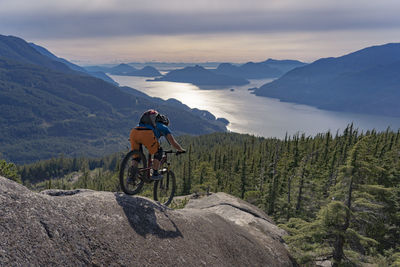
119,150,147,195
153,170,176,206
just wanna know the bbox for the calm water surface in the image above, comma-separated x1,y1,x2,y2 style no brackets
111,75,400,138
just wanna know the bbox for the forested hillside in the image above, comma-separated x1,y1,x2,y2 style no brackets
15,127,400,266
0,35,226,163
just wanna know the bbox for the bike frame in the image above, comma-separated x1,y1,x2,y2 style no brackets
138,150,173,180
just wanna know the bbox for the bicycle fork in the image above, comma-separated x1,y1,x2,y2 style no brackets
159,163,170,190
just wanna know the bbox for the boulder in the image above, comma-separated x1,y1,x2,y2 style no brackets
0,176,296,266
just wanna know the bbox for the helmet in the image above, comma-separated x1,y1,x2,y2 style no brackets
140,109,159,127
156,114,170,126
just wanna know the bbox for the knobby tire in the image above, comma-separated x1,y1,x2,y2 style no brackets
153,170,176,206
119,150,147,195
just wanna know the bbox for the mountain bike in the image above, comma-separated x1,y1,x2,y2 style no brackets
119,149,184,206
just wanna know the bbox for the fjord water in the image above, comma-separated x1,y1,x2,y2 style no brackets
111,75,400,138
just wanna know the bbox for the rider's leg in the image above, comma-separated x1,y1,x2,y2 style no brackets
132,145,144,168
130,129,156,169
150,148,163,179
129,129,142,167
152,159,160,170
152,148,163,171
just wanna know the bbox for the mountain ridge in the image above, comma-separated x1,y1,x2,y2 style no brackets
0,35,74,73
214,59,306,79
29,42,118,85
214,62,281,79
254,43,400,117
84,64,162,77
152,65,250,87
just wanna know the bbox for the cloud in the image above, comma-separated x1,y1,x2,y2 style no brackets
37,29,400,64
1,0,400,39
1,0,399,63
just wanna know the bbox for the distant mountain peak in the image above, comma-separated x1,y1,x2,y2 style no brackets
193,64,205,69
111,63,136,70
116,63,132,67
254,42,400,117
152,65,249,86
261,58,307,65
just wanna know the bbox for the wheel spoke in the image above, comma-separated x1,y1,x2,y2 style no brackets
119,151,147,195
153,171,176,206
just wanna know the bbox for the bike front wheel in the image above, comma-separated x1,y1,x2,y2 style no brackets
119,150,147,195
153,170,176,206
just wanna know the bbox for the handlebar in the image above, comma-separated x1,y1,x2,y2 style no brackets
164,150,186,155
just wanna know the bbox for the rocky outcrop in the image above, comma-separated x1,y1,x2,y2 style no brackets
0,176,296,266
185,193,288,247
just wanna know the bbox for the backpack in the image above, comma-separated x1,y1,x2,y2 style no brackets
140,109,170,128
139,109,159,127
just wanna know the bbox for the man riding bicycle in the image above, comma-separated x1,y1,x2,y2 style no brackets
129,109,185,180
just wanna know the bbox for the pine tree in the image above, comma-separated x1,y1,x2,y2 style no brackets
240,156,246,199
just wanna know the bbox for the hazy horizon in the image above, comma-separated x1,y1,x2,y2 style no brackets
1,0,400,65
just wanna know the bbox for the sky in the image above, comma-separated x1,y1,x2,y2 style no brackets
1,0,400,64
